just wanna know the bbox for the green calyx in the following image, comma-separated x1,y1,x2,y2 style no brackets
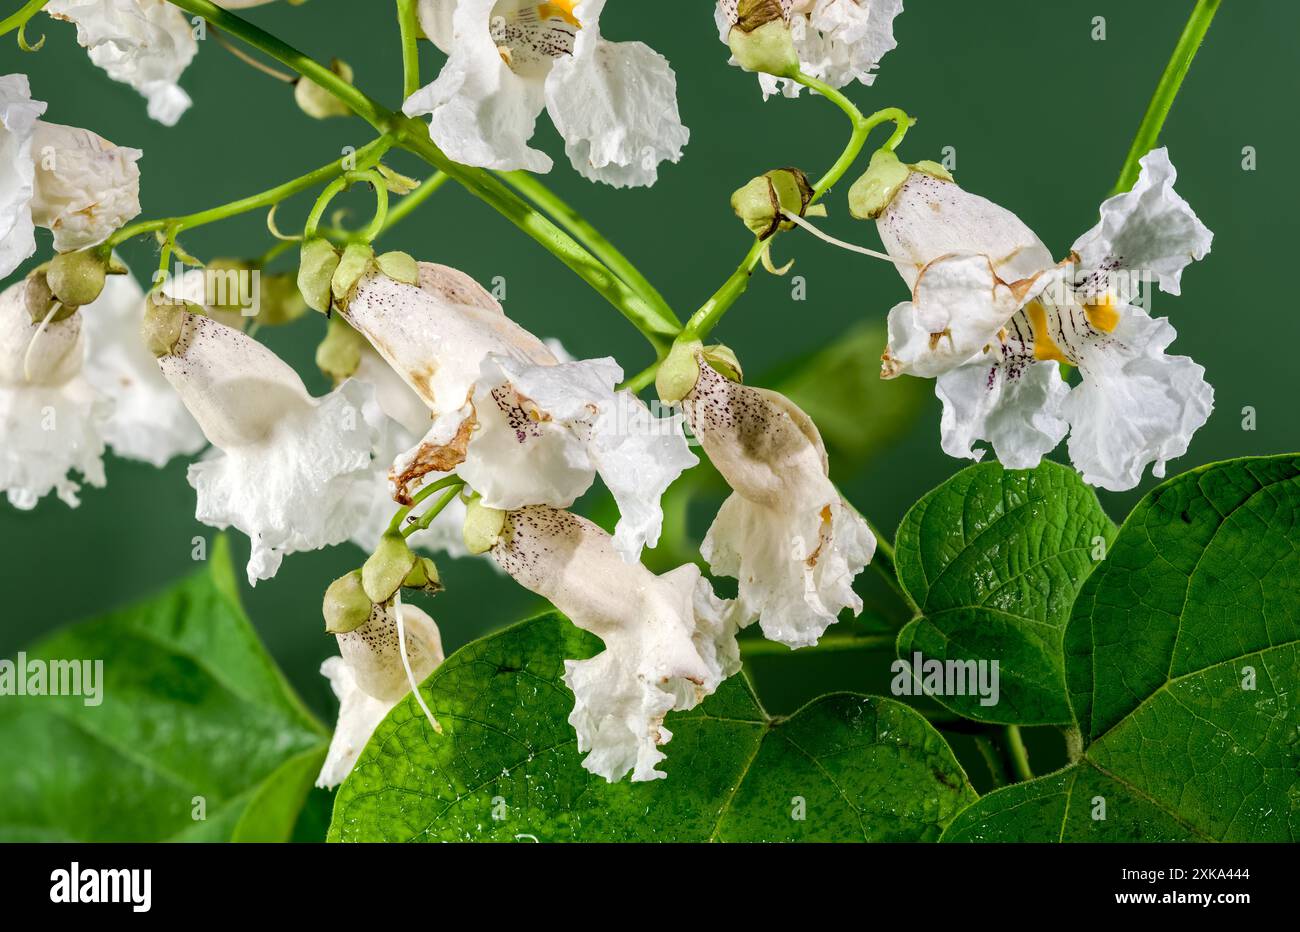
655,338,703,405
316,314,367,382
294,58,354,120
45,250,109,310
728,0,799,77
330,242,375,307
731,167,818,240
403,556,442,595
374,250,419,285
702,343,744,383
323,570,374,634
362,532,418,604
141,297,188,358
298,237,341,313
462,496,507,556
848,150,954,220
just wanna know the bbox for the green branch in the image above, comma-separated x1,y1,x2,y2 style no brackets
395,0,421,99
0,0,48,37
1111,0,1221,195
739,631,894,657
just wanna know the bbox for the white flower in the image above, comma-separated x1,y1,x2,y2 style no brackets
0,279,108,509
46,0,198,126
405,0,689,187
876,148,1214,491
491,505,740,782
0,74,142,276
80,269,205,467
345,262,694,562
715,0,903,98
156,310,380,585
317,602,444,789
683,359,875,648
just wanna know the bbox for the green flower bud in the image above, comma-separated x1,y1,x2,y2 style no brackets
315,313,366,382
374,250,419,285
46,250,108,309
403,556,442,595
463,496,507,556
848,149,918,220
141,297,187,358
731,167,815,239
297,237,340,313
728,0,799,77
655,338,703,405
330,242,375,306
361,531,418,604
294,59,354,120
323,570,373,634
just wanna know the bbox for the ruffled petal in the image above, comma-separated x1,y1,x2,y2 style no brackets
45,0,197,126
0,74,44,279
1062,303,1213,491
402,0,551,172
80,273,204,466
492,506,740,782
29,121,141,251
1071,148,1213,297
546,0,688,187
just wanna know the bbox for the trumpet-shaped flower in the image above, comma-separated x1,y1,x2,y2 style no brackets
0,278,108,509
1,75,141,277
156,310,380,584
490,505,739,782
682,359,875,648
405,0,689,187
873,148,1213,491
317,602,444,788
715,0,903,98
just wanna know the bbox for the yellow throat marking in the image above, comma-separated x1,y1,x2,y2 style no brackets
537,1,581,27
1083,296,1120,333
1025,300,1072,365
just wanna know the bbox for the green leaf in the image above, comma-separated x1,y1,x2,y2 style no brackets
0,537,327,842
329,613,976,842
944,456,1300,842
894,462,1115,724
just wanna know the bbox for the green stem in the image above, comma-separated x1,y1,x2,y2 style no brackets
499,170,679,331
387,474,465,535
1111,0,1220,195
381,170,449,233
163,0,675,348
1005,725,1034,782
403,484,466,538
395,0,421,99
0,0,47,37
679,237,766,342
304,170,389,242
739,632,894,657
105,137,393,249
974,736,1008,788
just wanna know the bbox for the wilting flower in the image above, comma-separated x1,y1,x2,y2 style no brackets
405,0,689,187
0,278,108,509
487,504,739,782
0,74,142,278
81,270,205,467
677,356,875,648
45,0,199,126
715,0,903,98
317,601,444,788
866,147,1213,491
344,262,695,561
154,307,380,584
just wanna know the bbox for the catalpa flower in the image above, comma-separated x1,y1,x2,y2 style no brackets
715,0,903,98
154,308,380,584
487,505,740,782
344,262,694,562
0,278,108,509
677,356,875,648
1,74,142,278
861,147,1213,491
317,601,444,789
405,0,689,187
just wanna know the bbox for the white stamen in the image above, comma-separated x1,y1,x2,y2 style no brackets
393,589,443,734
23,302,64,384
780,209,905,265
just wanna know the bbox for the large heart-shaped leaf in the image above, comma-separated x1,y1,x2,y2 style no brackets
894,462,1115,724
329,613,976,842
0,537,328,842
944,456,1300,842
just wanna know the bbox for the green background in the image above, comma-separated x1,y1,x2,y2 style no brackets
2,1,1295,778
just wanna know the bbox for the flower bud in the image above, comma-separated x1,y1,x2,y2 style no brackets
731,167,815,239
46,249,108,309
294,59,354,120
361,531,418,603
728,0,799,77
323,569,373,634
462,495,507,555
298,237,340,313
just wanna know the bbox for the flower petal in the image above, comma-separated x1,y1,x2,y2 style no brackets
30,121,141,251
0,74,43,279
